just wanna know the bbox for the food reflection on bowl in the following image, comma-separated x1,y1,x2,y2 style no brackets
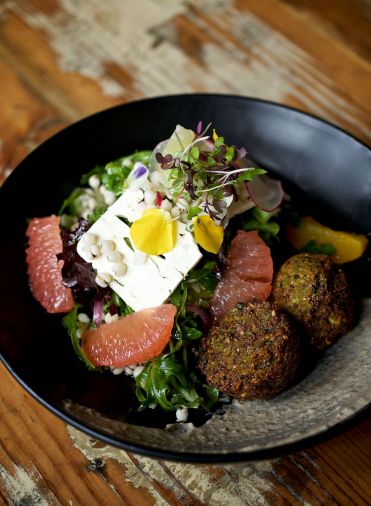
0,95,370,462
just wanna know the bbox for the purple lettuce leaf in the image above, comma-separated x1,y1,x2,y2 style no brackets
57,219,110,308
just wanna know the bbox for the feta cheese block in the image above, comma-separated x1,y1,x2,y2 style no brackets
77,197,202,311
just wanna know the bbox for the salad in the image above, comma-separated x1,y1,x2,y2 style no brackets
25,123,368,423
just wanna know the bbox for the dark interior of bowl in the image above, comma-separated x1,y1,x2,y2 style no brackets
1,95,370,461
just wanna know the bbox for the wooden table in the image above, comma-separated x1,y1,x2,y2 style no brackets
0,1,370,504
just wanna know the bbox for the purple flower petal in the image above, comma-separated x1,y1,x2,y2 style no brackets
132,162,149,179
196,120,202,135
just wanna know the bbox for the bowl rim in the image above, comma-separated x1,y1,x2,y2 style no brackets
1,93,370,463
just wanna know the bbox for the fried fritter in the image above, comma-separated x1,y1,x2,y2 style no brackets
272,253,355,349
198,300,300,400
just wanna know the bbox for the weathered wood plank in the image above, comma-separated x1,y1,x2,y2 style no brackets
0,55,65,184
0,367,160,505
0,0,369,146
282,0,371,61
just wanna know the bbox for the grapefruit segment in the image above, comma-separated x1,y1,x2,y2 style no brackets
210,231,273,323
81,304,177,367
26,216,74,313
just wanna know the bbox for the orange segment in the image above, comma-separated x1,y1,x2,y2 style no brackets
26,216,74,313
286,216,368,264
81,304,176,367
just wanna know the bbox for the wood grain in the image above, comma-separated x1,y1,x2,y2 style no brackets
0,0,370,504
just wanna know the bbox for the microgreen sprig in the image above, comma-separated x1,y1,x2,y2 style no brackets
155,126,266,223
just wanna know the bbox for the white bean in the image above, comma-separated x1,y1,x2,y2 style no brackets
88,175,100,189
107,251,122,263
133,365,144,378
176,407,188,422
112,263,127,276
90,244,101,257
105,313,119,323
170,206,180,218
95,275,107,288
161,199,172,211
122,158,132,167
177,198,189,210
100,186,116,205
77,313,90,324
101,240,116,254
87,198,96,210
104,191,115,205
100,272,112,283
112,367,125,375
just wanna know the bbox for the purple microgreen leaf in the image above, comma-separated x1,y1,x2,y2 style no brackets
180,160,191,169
236,146,247,160
58,219,110,307
212,199,222,213
158,153,176,170
109,304,118,315
214,153,224,164
195,138,214,152
184,170,197,199
155,152,164,163
204,197,219,221
223,185,238,201
196,120,202,135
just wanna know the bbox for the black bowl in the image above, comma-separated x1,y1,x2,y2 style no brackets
1,94,371,462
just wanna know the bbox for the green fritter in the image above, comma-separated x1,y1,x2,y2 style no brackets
272,252,356,350
198,300,301,400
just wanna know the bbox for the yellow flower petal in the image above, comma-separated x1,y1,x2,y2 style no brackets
212,129,219,142
194,215,224,254
130,208,177,255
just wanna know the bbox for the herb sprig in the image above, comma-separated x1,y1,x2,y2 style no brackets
155,128,265,223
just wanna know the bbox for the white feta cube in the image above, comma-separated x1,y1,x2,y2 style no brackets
76,200,202,311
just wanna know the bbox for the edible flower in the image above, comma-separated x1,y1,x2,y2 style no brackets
124,162,149,189
193,215,224,254
130,208,177,255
